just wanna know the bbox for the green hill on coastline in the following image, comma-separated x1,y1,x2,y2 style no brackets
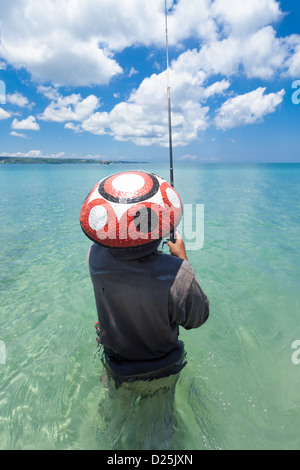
0,157,146,165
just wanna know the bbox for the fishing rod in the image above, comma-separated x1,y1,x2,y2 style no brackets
164,0,176,243
165,0,174,189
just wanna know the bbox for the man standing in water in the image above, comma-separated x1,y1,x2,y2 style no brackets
80,170,209,392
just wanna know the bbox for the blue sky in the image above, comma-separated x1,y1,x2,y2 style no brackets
0,0,299,163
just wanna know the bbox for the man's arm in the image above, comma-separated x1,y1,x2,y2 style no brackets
168,231,209,330
180,277,209,330
167,231,188,261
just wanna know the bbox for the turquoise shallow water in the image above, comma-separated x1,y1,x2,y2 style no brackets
0,162,300,450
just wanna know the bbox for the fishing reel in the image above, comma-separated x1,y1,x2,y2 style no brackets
162,230,176,251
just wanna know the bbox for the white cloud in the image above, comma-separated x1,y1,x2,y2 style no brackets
70,36,290,147
215,87,285,130
1,150,43,158
178,154,197,161
242,26,289,79
283,35,300,77
188,38,241,77
0,0,218,81
198,156,220,162
128,67,138,77
0,150,110,160
37,86,61,101
11,116,40,131
175,25,296,81
10,131,29,138
212,0,283,36
0,0,123,86
6,92,32,108
64,122,83,133
0,0,167,87
39,92,100,122
1,0,298,147
77,53,229,146
204,79,231,98
168,0,218,44
81,112,110,136
80,65,212,147
0,0,290,88
0,108,11,119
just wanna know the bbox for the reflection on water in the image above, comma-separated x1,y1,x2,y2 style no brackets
95,351,180,450
89,345,219,451
97,377,178,450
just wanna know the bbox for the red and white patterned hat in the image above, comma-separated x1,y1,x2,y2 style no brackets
80,170,182,248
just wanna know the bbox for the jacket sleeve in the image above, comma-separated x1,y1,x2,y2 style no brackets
180,277,209,330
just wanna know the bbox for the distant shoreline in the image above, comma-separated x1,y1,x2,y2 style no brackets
0,157,148,165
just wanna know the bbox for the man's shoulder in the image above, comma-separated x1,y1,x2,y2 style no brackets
89,244,195,280
89,243,102,260
89,243,111,267
152,252,196,278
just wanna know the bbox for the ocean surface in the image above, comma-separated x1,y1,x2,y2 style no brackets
0,162,299,450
